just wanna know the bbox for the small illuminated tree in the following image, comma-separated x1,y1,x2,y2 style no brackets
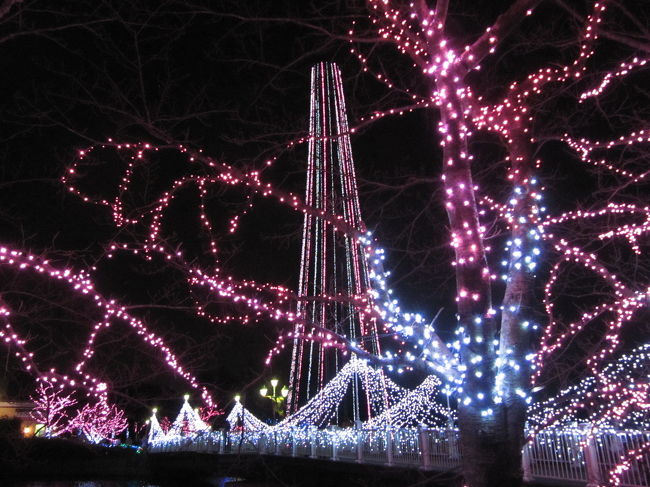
199,405,221,424
29,380,77,437
71,401,128,444
159,416,172,434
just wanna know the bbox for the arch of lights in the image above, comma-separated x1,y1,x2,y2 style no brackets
148,361,453,446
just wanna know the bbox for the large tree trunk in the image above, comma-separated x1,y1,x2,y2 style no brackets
454,125,537,487
458,402,527,487
435,75,535,485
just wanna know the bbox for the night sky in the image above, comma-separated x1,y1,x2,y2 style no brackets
0,0,648,421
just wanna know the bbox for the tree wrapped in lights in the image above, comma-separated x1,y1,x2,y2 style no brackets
159,416,172,435
0,244,217,413
528,343,650,432
199,405,221,425
29,379,77,437
71,400,127,444
346,1,650,485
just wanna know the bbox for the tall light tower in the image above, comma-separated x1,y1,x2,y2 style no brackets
287,62,384,421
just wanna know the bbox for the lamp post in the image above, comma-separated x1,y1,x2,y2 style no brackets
259,379,289,424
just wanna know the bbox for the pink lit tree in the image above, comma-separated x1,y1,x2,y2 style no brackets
159,416,172,435
199,405,222,425
29,379,77,437
343,1,650,485
71,401,128,444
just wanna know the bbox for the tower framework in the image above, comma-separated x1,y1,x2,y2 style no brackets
287,62,384,420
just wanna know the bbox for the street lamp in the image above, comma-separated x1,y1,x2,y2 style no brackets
259,378,289,424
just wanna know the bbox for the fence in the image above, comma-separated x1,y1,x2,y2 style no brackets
148,426,650,487
524,429,650,487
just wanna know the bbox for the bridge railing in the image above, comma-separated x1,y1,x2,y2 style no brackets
596,430,650,487
148,426,650,487
523,428,650,487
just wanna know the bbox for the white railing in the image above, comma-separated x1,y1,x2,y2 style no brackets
148,426,650,487
524,429,650,487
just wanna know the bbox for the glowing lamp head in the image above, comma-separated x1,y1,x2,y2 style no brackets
183,394,190,402
270,379,279,388
259,387,268,397
234,394,241,403
281,386,289,398
152,407,158,414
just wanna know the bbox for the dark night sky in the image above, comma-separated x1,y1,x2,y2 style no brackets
0,0,648,418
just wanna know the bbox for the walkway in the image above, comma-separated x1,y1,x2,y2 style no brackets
148,426,650,486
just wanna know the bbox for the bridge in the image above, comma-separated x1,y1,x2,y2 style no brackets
148,425,650,487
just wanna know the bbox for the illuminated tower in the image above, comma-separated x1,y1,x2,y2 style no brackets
287,62,383,420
